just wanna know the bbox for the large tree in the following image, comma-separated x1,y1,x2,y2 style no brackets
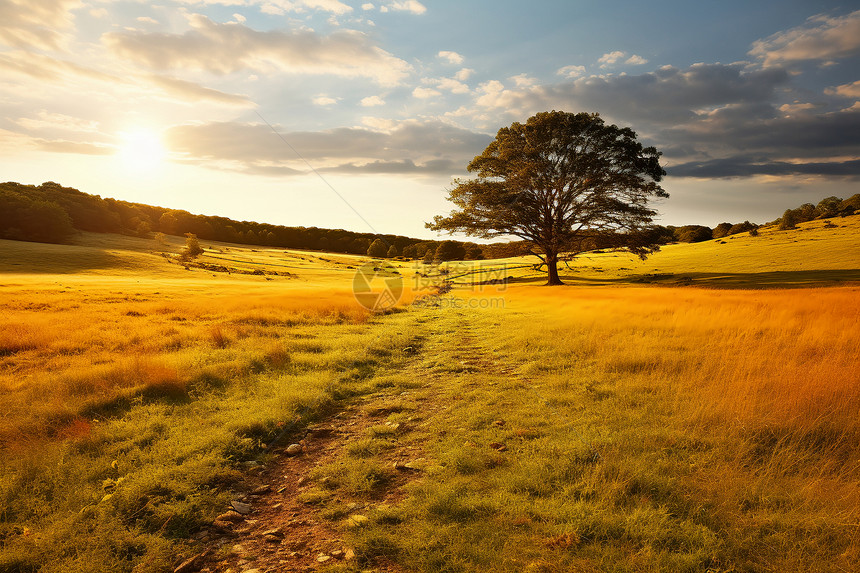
428,111,668,285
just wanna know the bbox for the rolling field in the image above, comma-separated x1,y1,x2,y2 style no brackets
0,218,858,572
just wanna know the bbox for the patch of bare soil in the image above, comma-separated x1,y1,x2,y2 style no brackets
185,391,424,573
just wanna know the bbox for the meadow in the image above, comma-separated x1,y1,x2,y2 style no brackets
0,217,858,572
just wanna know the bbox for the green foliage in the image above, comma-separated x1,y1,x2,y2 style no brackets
428,111,668,284
0,181,476,257
712,222,733,239
673,225,713,243
0,184,74,243
367,238,388,258
434,240,466,262
779,208,798,230
179,233,204,261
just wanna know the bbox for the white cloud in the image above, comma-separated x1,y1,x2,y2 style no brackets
412,86,441,99
15,110,101,135
387,1,426,14
438,50,464,64
432,77,470,94
103,15,412,86
360,95,385,106
147,74,254,107
136,16,159,25
511,73,536,88
557,65,586,78
625,54,648,65
255,0,353,16
598,50,626,67
454,67,474,81
749,10,860,66
233,13,246,23
0,0,80,50
313,95,338,105
361,3,374,10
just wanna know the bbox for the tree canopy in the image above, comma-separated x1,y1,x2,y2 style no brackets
428,111,668,284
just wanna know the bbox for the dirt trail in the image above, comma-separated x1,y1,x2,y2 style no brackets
186,314,445,572
190,391,419,573
183,308,517,573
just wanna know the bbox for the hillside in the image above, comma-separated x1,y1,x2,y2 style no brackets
1,200,858,573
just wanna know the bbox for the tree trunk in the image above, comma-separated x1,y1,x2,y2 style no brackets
545,252,564,285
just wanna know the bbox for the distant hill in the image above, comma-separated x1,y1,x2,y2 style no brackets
0,181,484,260
2,181,857,261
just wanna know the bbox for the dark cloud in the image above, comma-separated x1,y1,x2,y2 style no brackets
476,63,790,125
669,157,860,178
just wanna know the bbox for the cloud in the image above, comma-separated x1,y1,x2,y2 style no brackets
386,1,427,15
598,51,647,68
103,14,411,86
412,86,441,99
242,0,353,16
360,95,385,106
663,106,860,178
438,50,464,64
454,68,474,81
34,139,116,156
749,10,860,66
826,79,860,98
557,65,586,78
137,16,159,25
669,157,860,179
313,95,338,105
0,0,82,50
15,111,101,135
510,74,537,88
361,3,375,10
432,77,470,94
598,51,625,67
163,119,491,176
146,74,254,106
0,49,124,83
473,63,790,124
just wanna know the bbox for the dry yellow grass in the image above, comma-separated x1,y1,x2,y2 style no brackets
500,285,860,436
0,279,368,446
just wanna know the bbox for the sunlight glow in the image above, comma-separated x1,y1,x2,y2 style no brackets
118,129,166,172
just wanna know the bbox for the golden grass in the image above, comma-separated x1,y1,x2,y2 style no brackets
0,280,368,446
501,285,860,436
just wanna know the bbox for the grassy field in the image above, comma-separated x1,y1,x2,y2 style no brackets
0,217,858,572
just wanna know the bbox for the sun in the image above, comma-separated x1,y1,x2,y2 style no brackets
118,128,166,172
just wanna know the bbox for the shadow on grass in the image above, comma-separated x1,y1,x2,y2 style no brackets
504,269,860,289
0,240,130,274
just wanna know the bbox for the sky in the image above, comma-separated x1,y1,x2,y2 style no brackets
1,0,859,240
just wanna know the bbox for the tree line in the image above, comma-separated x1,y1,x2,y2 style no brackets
0,181,485,260
659,194,859,244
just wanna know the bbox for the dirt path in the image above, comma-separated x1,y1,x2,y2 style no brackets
185,313,447,573
182,307,522,573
